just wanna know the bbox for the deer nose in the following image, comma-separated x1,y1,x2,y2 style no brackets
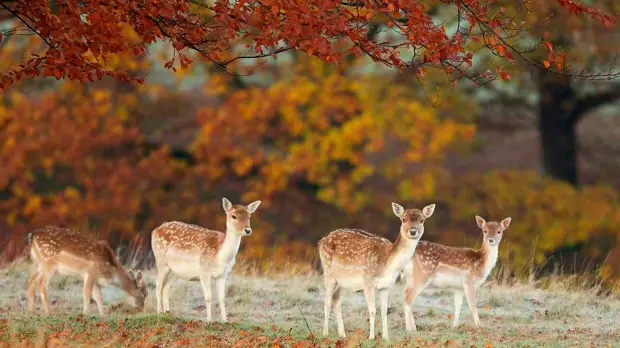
409,228,420,238
488,237,496,244
244,228,252,235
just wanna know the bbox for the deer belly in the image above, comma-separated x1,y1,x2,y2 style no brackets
56,263,85,277
375,272,399,289
331,265,366,291
166,250,203,280
429,273,464,289
335,276,365,291
56,252,91,277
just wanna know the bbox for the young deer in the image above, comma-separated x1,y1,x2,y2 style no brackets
318,203,435,340
151,197,261,321
27,226,148,315
402,215,511,331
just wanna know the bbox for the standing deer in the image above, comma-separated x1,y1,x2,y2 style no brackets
27,226,148,315
151,197,261,321
318,202,436,340
402,215,511,331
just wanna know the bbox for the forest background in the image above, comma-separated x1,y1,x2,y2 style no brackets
1,0,620,289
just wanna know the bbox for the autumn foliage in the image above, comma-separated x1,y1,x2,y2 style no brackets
2,50,620,281
0,0,616,89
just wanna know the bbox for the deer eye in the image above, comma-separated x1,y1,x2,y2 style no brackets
232,215,238,220
497,231,502,234
401,219,406,223
484,230,488,234
420,219,425,223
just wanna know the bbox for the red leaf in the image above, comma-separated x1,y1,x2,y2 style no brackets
173,40,185,50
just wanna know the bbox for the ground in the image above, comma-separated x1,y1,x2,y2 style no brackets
0,263,618,347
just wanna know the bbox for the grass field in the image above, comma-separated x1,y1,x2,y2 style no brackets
0,261,619,347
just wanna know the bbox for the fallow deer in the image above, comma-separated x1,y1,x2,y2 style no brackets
402,215,511,331
27,226,148,315
318,203,436,340
151,197,261,321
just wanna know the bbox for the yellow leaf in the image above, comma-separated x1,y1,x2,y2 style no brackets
24,196,42,215
64,187,81,199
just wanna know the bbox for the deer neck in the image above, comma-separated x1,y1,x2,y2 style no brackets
480,240,499,276
384,234,418,274
217,227,242,264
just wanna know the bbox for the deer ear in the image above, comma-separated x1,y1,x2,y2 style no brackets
127,269,135,280
422,204,436,218
391,202,405,218
222,197,233,212
246,200,261,214
475,215,486,228
135,270,144,285
501,217,512,229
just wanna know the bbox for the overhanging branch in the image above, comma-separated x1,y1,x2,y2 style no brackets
570,85,620,123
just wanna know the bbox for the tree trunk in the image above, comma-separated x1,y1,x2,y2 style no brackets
537,68,578,186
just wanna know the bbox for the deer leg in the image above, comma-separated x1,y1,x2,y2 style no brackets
37,271,52,314
215,276,228,322
322,275,337,337
463,282,481,328
92,284,105,315
199,275,213,322
28,269,42,312
453,291,464,328
83,273,95,314
162,273,174,313
155,265,170,314
332,285,346,338
379,288,390,340
403,280,427,332
363,285,377,340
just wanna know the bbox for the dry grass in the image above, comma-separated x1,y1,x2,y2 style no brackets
0,260,619,347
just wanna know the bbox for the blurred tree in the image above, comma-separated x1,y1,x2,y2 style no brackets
0,0,616,89
460,0,620,186
192,56,475,213
434,170,620,278
0,83,193,246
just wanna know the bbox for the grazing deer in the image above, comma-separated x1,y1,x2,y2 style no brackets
151,197,261,321
27,226,148,315
318,203,436,340
402,215,511,331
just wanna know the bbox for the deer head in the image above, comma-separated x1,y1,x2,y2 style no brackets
392,203,436,240
475,215,511,246
222,197,261,236
126,269,148,309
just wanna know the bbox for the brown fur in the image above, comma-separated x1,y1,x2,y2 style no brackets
27,226,147,315
402,216,511,331
151,198,261,321
152,221,226,266
318,203,436,340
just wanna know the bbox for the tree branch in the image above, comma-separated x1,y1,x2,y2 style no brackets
570,85,620,123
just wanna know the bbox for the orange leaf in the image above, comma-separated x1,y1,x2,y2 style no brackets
543,60,551,68
496,44,506,56
544,41,553,52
